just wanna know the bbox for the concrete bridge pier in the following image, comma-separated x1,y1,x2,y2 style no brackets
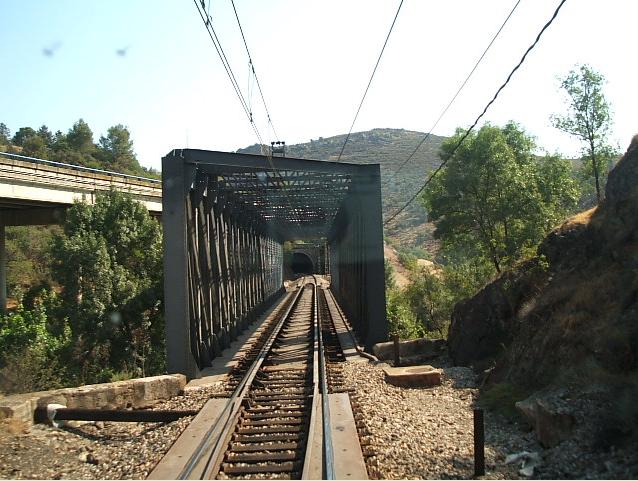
0,223,5,312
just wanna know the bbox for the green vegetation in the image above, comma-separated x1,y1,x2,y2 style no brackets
5,225,60,297
422,122,579,273
478,383,530,420
552,64,617,204
385,122,582,341
0,191,164,393
0,119,159,178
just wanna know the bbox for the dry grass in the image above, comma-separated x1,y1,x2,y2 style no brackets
563,206,597,228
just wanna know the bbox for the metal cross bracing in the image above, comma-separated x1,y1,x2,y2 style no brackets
163,149,386,378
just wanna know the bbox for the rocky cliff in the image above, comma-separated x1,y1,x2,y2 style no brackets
449,136,638,387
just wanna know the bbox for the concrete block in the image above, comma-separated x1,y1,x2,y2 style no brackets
373,338,446,362
0,373,188,425
383,365,442,388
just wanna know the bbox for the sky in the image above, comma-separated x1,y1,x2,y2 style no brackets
1,0,636,172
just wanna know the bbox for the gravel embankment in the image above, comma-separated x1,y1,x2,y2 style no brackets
2,357,638,479
344,359,638,480
0,383,227,480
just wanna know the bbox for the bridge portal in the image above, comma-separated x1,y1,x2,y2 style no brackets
162,149,387,378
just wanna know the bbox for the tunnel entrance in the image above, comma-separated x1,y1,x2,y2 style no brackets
291,252,314,274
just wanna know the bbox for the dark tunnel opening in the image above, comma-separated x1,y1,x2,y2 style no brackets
291,252,314,274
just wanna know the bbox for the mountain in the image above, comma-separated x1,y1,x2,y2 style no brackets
238,128,446,249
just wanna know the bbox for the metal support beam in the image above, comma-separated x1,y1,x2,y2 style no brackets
358,166,387,350
163,153,198,378
328,166,387,350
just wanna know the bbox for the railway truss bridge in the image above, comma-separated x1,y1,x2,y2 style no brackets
160,149,387,478
163,149,387,378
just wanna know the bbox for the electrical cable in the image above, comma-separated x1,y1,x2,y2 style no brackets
383,0,522,186
230,0,280,141
384,0,569,226
193,0,302,225
336,0,404,162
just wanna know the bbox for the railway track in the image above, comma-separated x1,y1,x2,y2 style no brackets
152,276,364,480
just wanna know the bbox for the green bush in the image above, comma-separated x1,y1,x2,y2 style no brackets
386,289,424,340
0,291,72,394
478,383,529,420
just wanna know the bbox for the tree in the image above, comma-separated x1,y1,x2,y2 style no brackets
97,124,141,174
552,64,613,203
37,125,54,148
22,135,49,158
422,122,578,273
66,119,95,155
0,123,10,144
51,190,164,381
12,127,37,147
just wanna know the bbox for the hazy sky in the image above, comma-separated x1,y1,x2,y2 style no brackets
1,0,636,172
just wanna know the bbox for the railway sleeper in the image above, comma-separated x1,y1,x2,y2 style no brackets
244,411,305,419
233,433,303,442
252,387,309,395
229,441,298,452
226,452,299,463
241,418,306,426
248,400,307,408
251,394,309,402
238,425,303,434
220,461,299,474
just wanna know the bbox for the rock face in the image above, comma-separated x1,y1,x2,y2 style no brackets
447,136,638,391
516,393,576,447
447,259,547,367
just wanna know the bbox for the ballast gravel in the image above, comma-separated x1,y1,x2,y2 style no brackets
0,382,227,480
343,359,638,480
2,357,638,479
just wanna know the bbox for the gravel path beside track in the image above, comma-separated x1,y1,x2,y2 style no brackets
344,359,638,480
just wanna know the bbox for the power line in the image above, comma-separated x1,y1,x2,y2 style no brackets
193,0,302,224
336,0,404,162
384,0,569,227
383,0,522,186
230,0,280,141
193,0,253,123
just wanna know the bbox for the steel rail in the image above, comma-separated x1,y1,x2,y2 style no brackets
177,283,306,480
317,281,336,479
0,151,161,184
301,279,321,479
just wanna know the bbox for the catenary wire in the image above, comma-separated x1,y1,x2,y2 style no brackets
230,0,280,141
384,0,569,226
193,0,302,224
194,0,252,121
336,0,404,162
382,0,522,186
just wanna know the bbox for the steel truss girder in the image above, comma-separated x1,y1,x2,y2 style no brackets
163,149,386,378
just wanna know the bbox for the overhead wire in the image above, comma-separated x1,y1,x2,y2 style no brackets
384,0,570,226
382,0,522,187
336,0,404,163
230,0,280,141
193,0,302,225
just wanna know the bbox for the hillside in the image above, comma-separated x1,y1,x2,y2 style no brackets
238,128,446,249
448,136,638,457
